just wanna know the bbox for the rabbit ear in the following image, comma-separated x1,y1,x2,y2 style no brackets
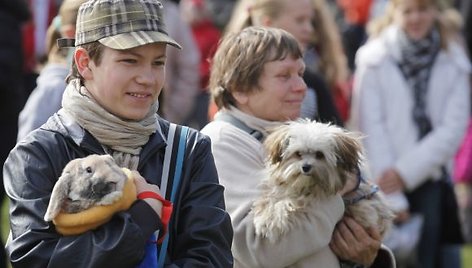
44,172,72,222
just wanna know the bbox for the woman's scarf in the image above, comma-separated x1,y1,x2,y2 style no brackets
62,79,158,170
397,28,441,138
222,106,284,140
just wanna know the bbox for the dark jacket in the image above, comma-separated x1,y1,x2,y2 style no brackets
0,0,29,92
459,0,472,57
303,69,344,127
4,111,233,268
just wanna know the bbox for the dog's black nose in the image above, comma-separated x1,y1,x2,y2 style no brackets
302,164,311,173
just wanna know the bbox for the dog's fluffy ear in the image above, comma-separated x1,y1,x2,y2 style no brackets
264,124,290,165
44,160,78,222
334,131,363,173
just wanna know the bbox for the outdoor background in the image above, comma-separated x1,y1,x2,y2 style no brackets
1,198,472,267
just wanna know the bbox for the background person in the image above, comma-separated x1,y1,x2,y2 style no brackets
180,0,221,129
158,0,201,125
349,0,470,267
17,0,87,141
0,0,30,267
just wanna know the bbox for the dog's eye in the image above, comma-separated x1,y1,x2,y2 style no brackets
85,166,93,173
315,151,325,160
295,151,302,158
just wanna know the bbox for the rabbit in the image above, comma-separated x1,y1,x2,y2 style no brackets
44,154,128,222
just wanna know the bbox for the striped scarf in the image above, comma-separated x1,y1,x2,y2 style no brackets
397,28,441,138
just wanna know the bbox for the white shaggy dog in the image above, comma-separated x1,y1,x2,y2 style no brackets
252,119,394,243
44,154,128,222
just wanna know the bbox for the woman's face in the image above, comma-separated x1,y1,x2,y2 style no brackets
394,0,437,40
235,56,307,121
265,0,314,51
84,43,166,121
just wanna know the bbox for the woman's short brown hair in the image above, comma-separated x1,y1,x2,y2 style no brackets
209,26,303,110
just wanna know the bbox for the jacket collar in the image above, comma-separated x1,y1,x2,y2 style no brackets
376,25,471,72
49,109,168,158
383,25,403,62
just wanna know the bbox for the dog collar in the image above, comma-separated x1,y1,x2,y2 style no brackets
343,183,379,206
342,167,363,196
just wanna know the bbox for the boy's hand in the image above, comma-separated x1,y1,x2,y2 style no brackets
132,171,163,217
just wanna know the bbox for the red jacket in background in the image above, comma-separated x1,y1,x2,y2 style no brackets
22,0,57,73
337,0,373,25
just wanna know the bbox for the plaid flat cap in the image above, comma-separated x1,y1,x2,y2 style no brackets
58,0,181,50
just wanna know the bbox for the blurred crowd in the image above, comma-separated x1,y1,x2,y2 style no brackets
1,0,471,268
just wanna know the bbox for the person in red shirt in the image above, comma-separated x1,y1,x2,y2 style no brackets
181,0,221,129
336,0,374,71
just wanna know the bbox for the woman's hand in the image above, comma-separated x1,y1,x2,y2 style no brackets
330,217,381,266
132,171,163,217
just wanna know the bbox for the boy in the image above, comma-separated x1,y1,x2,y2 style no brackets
3,0,233,267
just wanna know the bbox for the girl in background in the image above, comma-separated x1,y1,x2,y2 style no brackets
350,0,470,267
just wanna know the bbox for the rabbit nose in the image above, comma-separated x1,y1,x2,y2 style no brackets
91,181,114,197
302,164,311,173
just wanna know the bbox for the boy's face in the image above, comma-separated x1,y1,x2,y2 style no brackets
84,43,167,121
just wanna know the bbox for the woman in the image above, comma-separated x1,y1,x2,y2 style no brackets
349,0,470,267
201,25,394,268
223,0,347,125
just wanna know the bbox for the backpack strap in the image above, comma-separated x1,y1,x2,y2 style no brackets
135,123,188,268
157,123,189,268
159,123,177,198
215,112,263,141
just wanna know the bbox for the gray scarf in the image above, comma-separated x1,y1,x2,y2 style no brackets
217,106,283,141
398,28,441,138
62,79,158,170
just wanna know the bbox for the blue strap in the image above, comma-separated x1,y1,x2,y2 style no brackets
157,125,188,268
137,233,158,268
215,112,263,141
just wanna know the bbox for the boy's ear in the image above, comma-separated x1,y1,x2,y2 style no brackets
75,47,93,80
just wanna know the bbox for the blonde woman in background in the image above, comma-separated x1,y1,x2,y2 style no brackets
307,0,353,122
350,0,470,267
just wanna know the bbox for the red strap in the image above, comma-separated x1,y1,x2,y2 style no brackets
137,191,173,244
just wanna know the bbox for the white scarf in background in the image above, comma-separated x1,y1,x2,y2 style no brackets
223,106,283,140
